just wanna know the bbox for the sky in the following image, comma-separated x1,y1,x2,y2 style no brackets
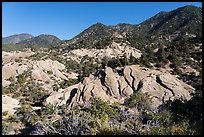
2,2,202,40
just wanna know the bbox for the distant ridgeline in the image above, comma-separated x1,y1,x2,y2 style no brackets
2,5,201,52
2,34,61,51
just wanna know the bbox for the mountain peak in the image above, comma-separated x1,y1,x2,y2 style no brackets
174,5,202,14
93,22,105,26
180,5,201,9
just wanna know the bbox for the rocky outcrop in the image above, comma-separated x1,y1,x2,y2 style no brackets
45,65,194,110
2,51,75,90
65,42,142,63
2,49,34,65
2,62,28,80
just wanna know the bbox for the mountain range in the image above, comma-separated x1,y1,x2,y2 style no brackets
62,5,202,50
2,5,202,49
2,33,34,45
3,34,61,46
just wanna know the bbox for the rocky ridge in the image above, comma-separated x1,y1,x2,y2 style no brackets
45,65,194,110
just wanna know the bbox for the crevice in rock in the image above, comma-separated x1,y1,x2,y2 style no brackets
66,88,78,105
117,80,122,96
130,68,137,93
105,85,113,96
136,80,143,93
123,74,132,90
152,96,161,100
156,75,175,96
79,85,86,102
98,70,106,87
155,75,167,103
98,69,113,96
90,86,95,97
156,75,175,103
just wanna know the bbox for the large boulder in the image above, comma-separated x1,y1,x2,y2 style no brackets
45,83,80,106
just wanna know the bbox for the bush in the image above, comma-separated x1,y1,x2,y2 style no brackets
15,105,33,124
47,70,53,75
59,79,79,89
87,97,120,119
147,120,196,135
12,92,20,98
124,92,152,111
41,104,56,116
30,110,94,135
2,84,17,94
17,73,26,86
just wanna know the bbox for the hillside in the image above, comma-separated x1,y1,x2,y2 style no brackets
2,33,34,44
62,5,202,50
16,34,61,46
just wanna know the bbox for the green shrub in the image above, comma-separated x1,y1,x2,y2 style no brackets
59,79,79,89
41,104,56,116
87,97,120,119
47,70,53,75
124,92,152,111
2,84,18,94
148,120,196,135
17,73,26,86
15,105,33,124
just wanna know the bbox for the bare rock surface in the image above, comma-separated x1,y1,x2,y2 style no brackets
2,95,21,115
2,62,28,80
104,67,120,97
45,65,194,110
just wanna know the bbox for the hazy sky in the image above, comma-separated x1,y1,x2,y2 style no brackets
2,2,202,40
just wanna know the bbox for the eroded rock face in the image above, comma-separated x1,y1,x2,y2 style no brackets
45,65,194,110
104,67,120,98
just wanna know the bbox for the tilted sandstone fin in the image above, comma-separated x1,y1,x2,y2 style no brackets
44,65,194,111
